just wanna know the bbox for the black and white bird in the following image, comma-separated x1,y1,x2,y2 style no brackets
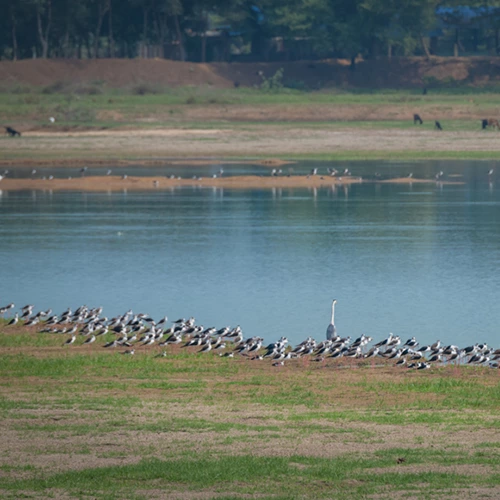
404,337,418,348
64,335,76,346
8,313,19,326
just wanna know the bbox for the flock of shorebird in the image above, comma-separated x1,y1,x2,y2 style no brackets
1,300,499,370
0,166,496,184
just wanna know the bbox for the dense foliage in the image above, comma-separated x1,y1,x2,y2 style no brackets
2,0,500,61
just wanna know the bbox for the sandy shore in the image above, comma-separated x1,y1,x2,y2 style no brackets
0,174,361,191
0,175,465,192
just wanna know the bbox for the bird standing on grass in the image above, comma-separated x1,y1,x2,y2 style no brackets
8,313,19,326
64,335,76,346
326,299,337,340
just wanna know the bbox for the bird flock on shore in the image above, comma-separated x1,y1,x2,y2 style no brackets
0,165,496,185
1,300,499,370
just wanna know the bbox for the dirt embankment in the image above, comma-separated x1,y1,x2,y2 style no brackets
1,56,500,89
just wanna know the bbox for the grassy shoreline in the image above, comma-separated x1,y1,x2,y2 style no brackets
3,87,500,164
0,323,499,499
4,149,500,165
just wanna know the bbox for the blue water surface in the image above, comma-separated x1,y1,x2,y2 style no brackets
1,160,499,348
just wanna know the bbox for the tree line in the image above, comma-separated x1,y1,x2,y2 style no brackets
2,0,500,62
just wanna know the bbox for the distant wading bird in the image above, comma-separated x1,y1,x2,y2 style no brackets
326,299,337,340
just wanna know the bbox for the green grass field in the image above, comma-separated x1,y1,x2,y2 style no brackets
3,84,500,126
4,84,500,163
0,323,499,499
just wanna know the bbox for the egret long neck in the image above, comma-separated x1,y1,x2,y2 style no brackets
331,302,335,324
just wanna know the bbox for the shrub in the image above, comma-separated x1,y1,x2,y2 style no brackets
130,83,161,95
6,84,33,94
260,68,284,92
41,81,70,94
73,84,103,95
284,79,307,91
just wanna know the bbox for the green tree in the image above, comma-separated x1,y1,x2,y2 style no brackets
33,0,52,58
360,0,440,58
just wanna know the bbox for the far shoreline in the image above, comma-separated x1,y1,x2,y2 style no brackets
0,157,295,168
3,126,500,167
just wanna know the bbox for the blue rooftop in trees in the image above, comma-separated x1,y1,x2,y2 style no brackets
436,6,500,24
427,6,500,37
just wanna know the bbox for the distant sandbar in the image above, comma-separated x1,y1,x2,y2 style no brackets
0,175,464,192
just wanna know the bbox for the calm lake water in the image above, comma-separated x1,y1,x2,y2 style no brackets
1,160,499,348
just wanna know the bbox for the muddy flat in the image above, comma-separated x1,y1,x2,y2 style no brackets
5,126,500,157
1,126,498,171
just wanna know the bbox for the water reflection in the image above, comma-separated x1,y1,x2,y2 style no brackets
0,164,499,349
